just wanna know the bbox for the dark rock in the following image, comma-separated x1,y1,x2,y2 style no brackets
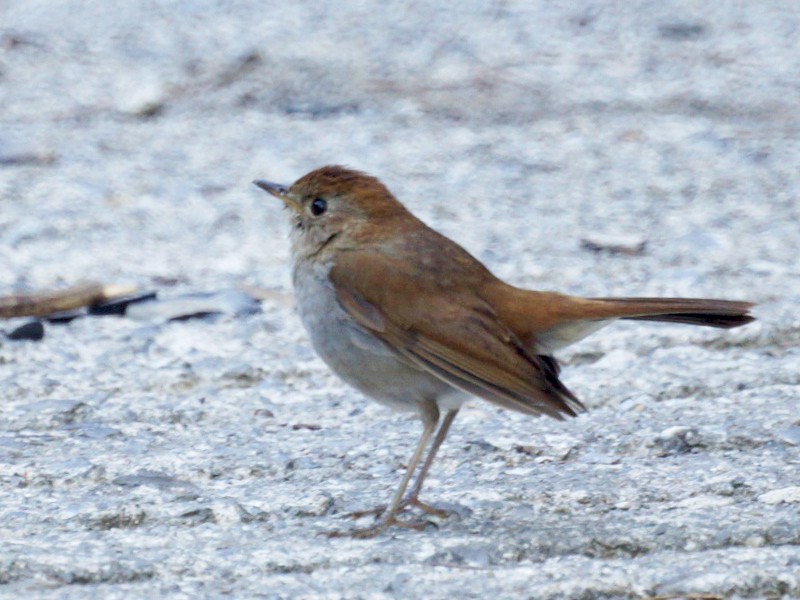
291,423,321,431
7,319,44,341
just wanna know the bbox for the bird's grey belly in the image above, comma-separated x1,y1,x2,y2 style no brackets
292,260,463,412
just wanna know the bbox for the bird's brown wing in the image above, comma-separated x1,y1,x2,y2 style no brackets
330,251,584,420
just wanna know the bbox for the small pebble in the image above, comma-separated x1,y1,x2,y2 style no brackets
580,234,647,255
658,21,707,41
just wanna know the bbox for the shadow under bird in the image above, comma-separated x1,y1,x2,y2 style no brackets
254,166,754,538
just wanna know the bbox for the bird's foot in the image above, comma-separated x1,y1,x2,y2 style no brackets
347,495,452,521
325,513,436,539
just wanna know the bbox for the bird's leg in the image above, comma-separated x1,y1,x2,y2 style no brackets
329,401,439,538
348,409,459,520
397,409,459,517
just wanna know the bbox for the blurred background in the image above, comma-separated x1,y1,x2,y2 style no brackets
2,1,798,301
1,1,799,597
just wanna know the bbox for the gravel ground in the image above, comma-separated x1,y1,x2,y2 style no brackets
1,1,799,598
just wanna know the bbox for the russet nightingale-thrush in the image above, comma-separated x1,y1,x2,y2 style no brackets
254,166,754,538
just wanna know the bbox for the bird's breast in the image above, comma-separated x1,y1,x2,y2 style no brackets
291,257,462,412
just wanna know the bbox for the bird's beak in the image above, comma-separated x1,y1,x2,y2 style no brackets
253,180,303,215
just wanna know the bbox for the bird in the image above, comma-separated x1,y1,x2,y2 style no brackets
253,165,754,538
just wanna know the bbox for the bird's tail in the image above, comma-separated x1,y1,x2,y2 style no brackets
593,297,755,329
491,290,756,353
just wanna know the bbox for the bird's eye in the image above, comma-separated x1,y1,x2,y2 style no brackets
310,198,327,216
